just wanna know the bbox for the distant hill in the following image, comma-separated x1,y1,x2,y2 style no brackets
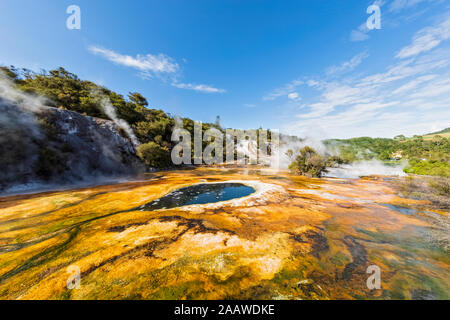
426,127,450,135
423,127,450,140
426,127,450,136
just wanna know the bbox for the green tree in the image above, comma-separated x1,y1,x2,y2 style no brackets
289,146,328,177
0,66,19,80
137,142,171,168
128,92,148,107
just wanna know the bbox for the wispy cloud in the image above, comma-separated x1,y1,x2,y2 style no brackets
389,0,435,12
88,45,225,93
326,51,369,76
391,74,436,94
287,92,300,101
171,82,225,93
395,16,450,58
88,46,179,76
263,79,303,101
350,23,371,42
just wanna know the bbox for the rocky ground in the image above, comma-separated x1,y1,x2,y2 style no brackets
0,167,448,299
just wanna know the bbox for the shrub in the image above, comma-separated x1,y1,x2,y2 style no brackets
289,146,328,177
404,160,450,177
429,178,450,196
137,142,171,168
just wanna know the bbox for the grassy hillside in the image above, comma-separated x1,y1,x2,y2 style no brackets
426,127,450,135
423,130,450,140
423,131,450,140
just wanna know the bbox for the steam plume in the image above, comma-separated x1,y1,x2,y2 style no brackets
90,90,140,147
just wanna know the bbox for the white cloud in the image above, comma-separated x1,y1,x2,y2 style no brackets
263,79,303,100
409,77,450,98
287,92,300,100
89,45,225,93
244,103,256,108
296,102,335,119
389,0,432,12
358,49,450,86
350,28,370,42
396,15,450,58
171,82,225,93
88,46,179,75
326,51,369,76
391,74,436,94
306,79,326,89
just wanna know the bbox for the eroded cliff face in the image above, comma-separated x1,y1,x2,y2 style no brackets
0,99,145,194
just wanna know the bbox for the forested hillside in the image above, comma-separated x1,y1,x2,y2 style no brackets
1,66,224,169
325,136,450,177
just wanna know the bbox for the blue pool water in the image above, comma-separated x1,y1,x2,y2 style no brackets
141,183,255,210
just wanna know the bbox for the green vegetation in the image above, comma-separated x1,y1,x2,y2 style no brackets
326,136,449,162
404,160,450,177
325,135,450,177
2,65,277,171
288,146,344,177
0,66,222,169
137,142,171,168
426,127,450,135
423,128,450,140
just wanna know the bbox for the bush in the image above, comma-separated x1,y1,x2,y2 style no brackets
404,160,450,177
137,142,171,168
289,146,328,177
429,178,450,196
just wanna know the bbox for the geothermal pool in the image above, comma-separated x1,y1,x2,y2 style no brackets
0,167,448,300
140,183,255,211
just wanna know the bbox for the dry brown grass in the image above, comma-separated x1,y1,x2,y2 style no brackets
393,176,450,210
423,132,450,140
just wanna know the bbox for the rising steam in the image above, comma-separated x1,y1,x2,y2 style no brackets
0,71,143,195
323,160,407,179
278,135,330,169
95,93,140,147
100,97,140,147
278,134,408,178
0,71,47,112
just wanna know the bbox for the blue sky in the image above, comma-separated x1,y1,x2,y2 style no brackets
0,0,449,138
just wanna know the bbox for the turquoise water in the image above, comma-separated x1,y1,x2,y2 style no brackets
141,183,255,210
